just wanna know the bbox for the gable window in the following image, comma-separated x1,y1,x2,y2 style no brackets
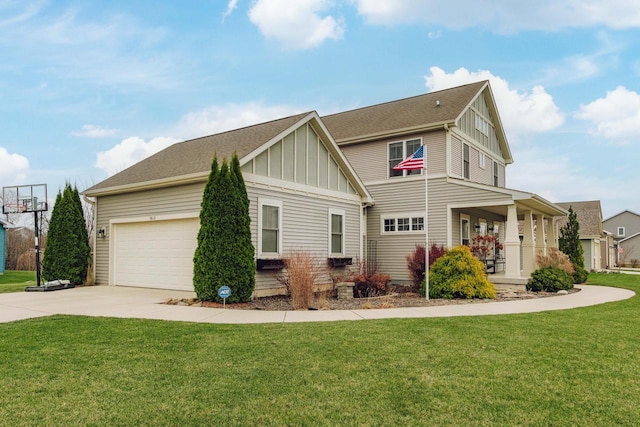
389,138,423,178
329,209,345,255
493,161,499,186
258,199,282,256
382,214,425,234
617,227,626,238
475,114,490,136
463,144,470,179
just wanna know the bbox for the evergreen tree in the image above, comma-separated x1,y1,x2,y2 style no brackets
42,183,91,284
193,154,255,302
559,206,584,268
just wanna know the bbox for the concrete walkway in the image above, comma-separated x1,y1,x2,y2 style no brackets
0,284,634,324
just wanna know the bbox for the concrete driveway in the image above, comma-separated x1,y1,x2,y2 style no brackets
0,284,634,324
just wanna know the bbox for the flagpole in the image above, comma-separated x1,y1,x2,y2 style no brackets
424,147,429,300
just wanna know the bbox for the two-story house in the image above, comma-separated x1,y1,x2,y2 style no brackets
84,81,567,294
323,81,566,286
603,210,640,266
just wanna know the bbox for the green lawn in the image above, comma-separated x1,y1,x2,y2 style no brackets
0,270,35,293
0,273,639,426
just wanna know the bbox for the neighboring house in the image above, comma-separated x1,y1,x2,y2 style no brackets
0,218,8,274
83,112,373,296
323,81,566,286
603,210,640,266
555,201,607,271
84,81,568,294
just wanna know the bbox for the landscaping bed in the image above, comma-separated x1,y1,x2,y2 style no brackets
165,286,580,311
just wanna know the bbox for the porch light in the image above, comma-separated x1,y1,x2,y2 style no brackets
488,225,494,232
97,228,106,239
474,223,480,232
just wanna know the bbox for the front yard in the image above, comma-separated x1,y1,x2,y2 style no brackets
0,273,639,425
0,270,35,294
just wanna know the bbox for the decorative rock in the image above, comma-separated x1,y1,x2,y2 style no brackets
336,281,355,300
557,290,569,295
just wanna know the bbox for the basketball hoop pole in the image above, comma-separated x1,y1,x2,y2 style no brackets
34,210,42,287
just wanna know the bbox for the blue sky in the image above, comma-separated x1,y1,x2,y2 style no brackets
1,0,640,219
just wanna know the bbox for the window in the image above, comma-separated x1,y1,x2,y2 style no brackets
618,227,626,238
382,214,425,234
461,214,470,245
479,152,486,169
258,199,282,256
329,209,345,255
388,138,423,178
463,144,470,179
493,161,499,186
475,114,490,136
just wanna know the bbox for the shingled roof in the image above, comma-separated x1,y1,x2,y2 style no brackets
556,200,603,237
322,80,489,144
84,112,311,195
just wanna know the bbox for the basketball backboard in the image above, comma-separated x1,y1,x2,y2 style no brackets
2,184,48,214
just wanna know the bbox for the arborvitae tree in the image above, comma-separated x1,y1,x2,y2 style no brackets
193,154,255,302
42,183,91,284
193,157,219,301
559,206,584,269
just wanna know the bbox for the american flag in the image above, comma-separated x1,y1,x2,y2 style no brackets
392,145,424,170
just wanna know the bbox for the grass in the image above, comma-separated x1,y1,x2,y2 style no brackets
0,273,639,425
0,270,35,293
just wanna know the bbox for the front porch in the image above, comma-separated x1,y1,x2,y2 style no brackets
487,271,529,290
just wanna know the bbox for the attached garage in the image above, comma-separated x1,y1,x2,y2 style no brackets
112,217,200,291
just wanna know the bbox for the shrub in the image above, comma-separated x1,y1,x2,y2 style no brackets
631,259,639,268
572,266,589,284
282,250,317,310
536,247,574,275
406,243,448,290
527,267,573,292
341,258,390,297
423,245,496,299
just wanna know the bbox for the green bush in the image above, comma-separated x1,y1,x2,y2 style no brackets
422,245,496,299
572,266,589,284
527,267,574,292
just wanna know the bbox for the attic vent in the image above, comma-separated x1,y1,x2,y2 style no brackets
436,100,441,107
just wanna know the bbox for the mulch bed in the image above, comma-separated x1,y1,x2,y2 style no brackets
164,286,580,311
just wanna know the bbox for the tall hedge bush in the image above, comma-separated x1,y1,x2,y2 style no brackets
193,154,255,303
42,183,90,284
559,206,589,283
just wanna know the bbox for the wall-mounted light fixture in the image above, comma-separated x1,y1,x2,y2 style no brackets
97,228,106,239
488,225,495,232
474,223,480,233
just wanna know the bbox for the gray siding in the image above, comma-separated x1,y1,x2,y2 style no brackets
95,181,361,293
603,211,640,239
458,94,502,156
451,135,463,176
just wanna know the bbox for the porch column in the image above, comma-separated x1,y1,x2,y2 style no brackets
504,204,521,278
535,214,547,260
522,210,536,277
547,217,558,248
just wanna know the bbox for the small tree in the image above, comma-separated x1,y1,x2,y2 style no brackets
559,206,588,283
42,184,90,284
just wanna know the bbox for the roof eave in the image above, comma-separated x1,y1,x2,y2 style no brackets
335,120,457,146
82,171,210,197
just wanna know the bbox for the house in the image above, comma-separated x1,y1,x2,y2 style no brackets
603,210,640,266
83,112,373,296
555,201,608,271
84,81,567,295
0,218,8,274
323,81,566,286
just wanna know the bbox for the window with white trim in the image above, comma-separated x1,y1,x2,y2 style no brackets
461,214,470,246
463,143,470,179
258,199,282,256
479,152,486,169
388,138,423,178
493,161,499,186
617,227,626,238
329,209,345,255
382,214,425,234
475,114,490,136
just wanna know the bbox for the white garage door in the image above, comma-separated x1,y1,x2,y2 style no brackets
113,218,200,291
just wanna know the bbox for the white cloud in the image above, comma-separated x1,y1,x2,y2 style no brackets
71,124,118,138
0,147,29,183
222,0,239,21
248,0,345,49
425,66,564,137
175,103,302,140
575,86,640,144
354,0,640,32
95,136,180,176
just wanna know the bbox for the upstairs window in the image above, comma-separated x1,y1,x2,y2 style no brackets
388,138,423,178
475,114,490,136
463,144,470,179
618,227,626,237
493,161,499,186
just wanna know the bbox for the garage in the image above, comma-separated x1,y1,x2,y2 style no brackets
113,218,200,291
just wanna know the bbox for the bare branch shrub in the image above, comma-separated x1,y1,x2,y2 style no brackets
536,247,574,275
277,250,326,310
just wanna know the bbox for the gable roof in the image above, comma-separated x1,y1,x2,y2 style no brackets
555,200,603,237
603,209,640,223
322,81,513,164
83,112,373,204
84,112,311,195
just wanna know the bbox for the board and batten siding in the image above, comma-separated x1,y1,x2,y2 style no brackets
458,94,502,157
339,130,447,183
94,181,362,293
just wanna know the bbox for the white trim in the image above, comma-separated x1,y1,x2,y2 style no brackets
617,226,626,238
381,211,426,235
387,137,423,179
328,208,346,256
257,198,283,258
244,173,362,204
460,213,471,245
